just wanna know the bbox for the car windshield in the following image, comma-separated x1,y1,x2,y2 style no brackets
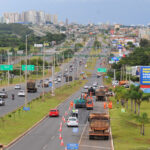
50,110,57,112
69,118,77,121
87,101,92,104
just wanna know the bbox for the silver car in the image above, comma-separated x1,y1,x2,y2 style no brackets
0,98,5,106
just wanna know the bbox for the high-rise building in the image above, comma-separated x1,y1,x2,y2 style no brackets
2,10,58,25
53,15,58,24
45,14,51,23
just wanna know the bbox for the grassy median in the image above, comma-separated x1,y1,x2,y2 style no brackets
104,77,150,150
0,79,87,145
110,98,150,150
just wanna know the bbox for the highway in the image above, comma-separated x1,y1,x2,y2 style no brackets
0,39,94,117
6,46,112,150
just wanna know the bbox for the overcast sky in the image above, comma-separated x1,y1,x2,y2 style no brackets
0,0,150,25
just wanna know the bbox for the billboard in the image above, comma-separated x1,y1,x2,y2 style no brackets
140,66,150,85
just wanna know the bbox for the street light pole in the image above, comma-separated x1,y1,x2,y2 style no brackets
42,42,45,101
52,54,55,96
7,51,10,88
25,35,28,108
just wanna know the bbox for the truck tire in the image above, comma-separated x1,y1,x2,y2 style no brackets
89,135,93,140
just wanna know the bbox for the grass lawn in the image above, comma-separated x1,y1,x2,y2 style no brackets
109,94,150,150
0,79,87,145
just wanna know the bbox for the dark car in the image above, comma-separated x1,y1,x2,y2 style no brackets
0,91,8,98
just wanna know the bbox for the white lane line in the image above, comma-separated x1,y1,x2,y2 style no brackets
42,144,48,150
78,122,88,145
51,136,55,140
80,145,112,149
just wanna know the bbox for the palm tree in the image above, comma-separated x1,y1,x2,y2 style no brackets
121,89,130,110
137,112,149,135
114,86,125,104
137,94,150,116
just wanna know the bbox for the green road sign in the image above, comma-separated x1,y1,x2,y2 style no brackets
97,68,107,72
22,65,35,71
0,65,13,71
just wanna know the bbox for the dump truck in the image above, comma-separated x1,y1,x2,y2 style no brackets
95,89,106,101
27,80,37,93
89,113,110,140
74,98,86,108
86,97,94,110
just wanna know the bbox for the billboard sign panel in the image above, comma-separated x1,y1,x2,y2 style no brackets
140,66,150,85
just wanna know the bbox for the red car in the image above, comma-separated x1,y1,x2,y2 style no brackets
49,109,59,117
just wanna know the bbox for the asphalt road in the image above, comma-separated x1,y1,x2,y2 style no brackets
0,39,94,117
6,45,112,150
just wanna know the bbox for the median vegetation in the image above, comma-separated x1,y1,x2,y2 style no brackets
106,85,150,150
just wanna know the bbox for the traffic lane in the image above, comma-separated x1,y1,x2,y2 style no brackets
6,87,83,150
44,108,90,150
0,78,65,116
78,101,112,150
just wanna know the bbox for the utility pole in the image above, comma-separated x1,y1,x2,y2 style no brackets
114,69,116,81
68,53,70,85
52,54,55,96
61,52,64,87
120,67,122,81
25,35,28,108
42,42,45,101
7,51,10,88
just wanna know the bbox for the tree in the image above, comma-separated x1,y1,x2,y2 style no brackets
137,112,149,135
18,43,30,52
137,94,150,116
140,39,150,47
93,40,101,49
121,89,130,110
127,41,135,49
129,85,142,114
114,86,125,103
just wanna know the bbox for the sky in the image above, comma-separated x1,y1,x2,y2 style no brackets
0,0,150,25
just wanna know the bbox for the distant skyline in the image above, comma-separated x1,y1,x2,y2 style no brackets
0,0,150,25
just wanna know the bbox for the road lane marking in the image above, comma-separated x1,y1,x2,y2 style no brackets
42,144,48,149
78,122,88,145
80,144,112,149
51,136,55,140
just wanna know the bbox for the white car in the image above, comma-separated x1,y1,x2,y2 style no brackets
57,78,61,82
54,81,58,84
0,98,5,106
112,80,119,86
18,90,25,97
67,117,78,127
15,84,21,90
84,85,89,89
93,82,98,87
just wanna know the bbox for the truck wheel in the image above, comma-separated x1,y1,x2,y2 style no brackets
89,135,93,140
